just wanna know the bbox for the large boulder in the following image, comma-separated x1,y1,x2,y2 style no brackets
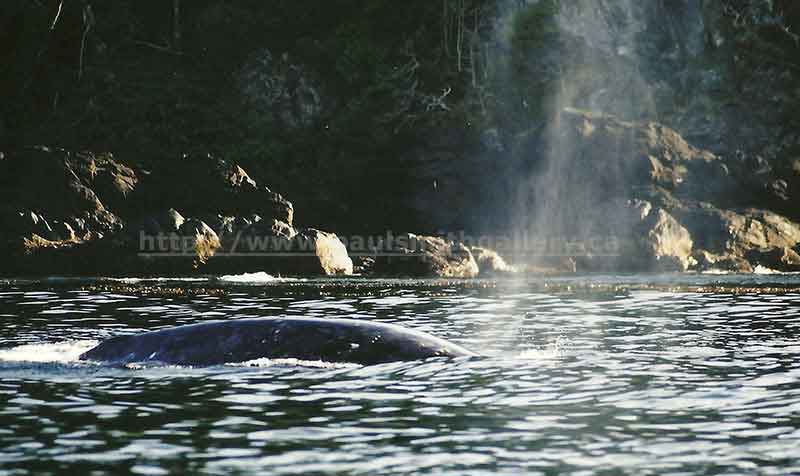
521,109,733,213
0,147,134,245
513,109,800,273
633,206,695,271
290,229,353,275
676,206,800,257
205,225,351,276
373,234,479,278
135,153,293,225
746,247,800,272
214,218,296,254
574,200,695,272
673,205,800,272
134,208,186,237
0,147,138,275
692,250,755,274
470,247,516,276
0,146,351,277
178,219,222,267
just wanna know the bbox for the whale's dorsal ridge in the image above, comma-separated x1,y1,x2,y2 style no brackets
80,317,476,366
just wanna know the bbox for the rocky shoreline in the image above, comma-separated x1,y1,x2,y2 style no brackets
0,145,513,278
3,109,800,278
3,1,799,278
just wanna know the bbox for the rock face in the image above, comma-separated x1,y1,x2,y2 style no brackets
135,153,293,225
0,148,351,277
291,229,354,275
470,247,516,276
745,247,800,272
178,219,222,267
205,225,353,276
513,109,800,273
0,147,134,251
643,209,695,271
620,204,695,272
692,250,754,274
525,109,733,214
676,207,800,258
373,234,479,278
527,1,800,167
390,1,800,264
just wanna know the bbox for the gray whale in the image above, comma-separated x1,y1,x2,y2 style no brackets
79,317,476,366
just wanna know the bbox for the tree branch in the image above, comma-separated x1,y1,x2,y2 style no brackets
132,40,184,56
50,1,63,30
78,4,95,81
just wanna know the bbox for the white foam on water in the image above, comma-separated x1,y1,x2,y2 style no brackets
753,265,800,275
226,357,360,369
754,265,780,275
217,272,301,284
119,358,358,371
0,340,98,364
516,335,569,360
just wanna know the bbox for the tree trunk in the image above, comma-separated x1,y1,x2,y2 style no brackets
443,0,450,57
456,0,463,72
470,6,478,88
172,0,182,52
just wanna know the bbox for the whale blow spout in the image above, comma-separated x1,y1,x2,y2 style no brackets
79,317,477,366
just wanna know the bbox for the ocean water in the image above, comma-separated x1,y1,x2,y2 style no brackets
1,274,800,475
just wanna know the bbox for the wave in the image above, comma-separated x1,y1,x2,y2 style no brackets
216,272,301,284
515,335,569,360
226,357,360,369
753,265,800,275
0,340,98,364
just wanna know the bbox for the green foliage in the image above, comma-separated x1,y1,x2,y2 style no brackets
0,0,506,230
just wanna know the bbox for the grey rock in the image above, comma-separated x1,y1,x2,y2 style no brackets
691,250,755,273
676,206,800,257
639,208,695,271
471,246,515,276
137,153,293,226
746,247,800,272
373,234,479,278
178,219,222,266
291,229,354,276
0,147,126,239
47,220,77,242
162,209,186,233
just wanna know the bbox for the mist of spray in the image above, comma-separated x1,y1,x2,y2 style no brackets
505,0,657,263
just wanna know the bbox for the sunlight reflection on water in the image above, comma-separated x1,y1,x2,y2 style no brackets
0,276,799,475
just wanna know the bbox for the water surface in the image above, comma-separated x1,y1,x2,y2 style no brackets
1,274,800,475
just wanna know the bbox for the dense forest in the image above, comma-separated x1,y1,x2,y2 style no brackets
1,0,510,231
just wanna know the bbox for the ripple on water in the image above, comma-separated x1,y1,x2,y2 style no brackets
0,278,800,475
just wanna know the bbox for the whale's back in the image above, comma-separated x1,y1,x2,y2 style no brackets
79,318,476,366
